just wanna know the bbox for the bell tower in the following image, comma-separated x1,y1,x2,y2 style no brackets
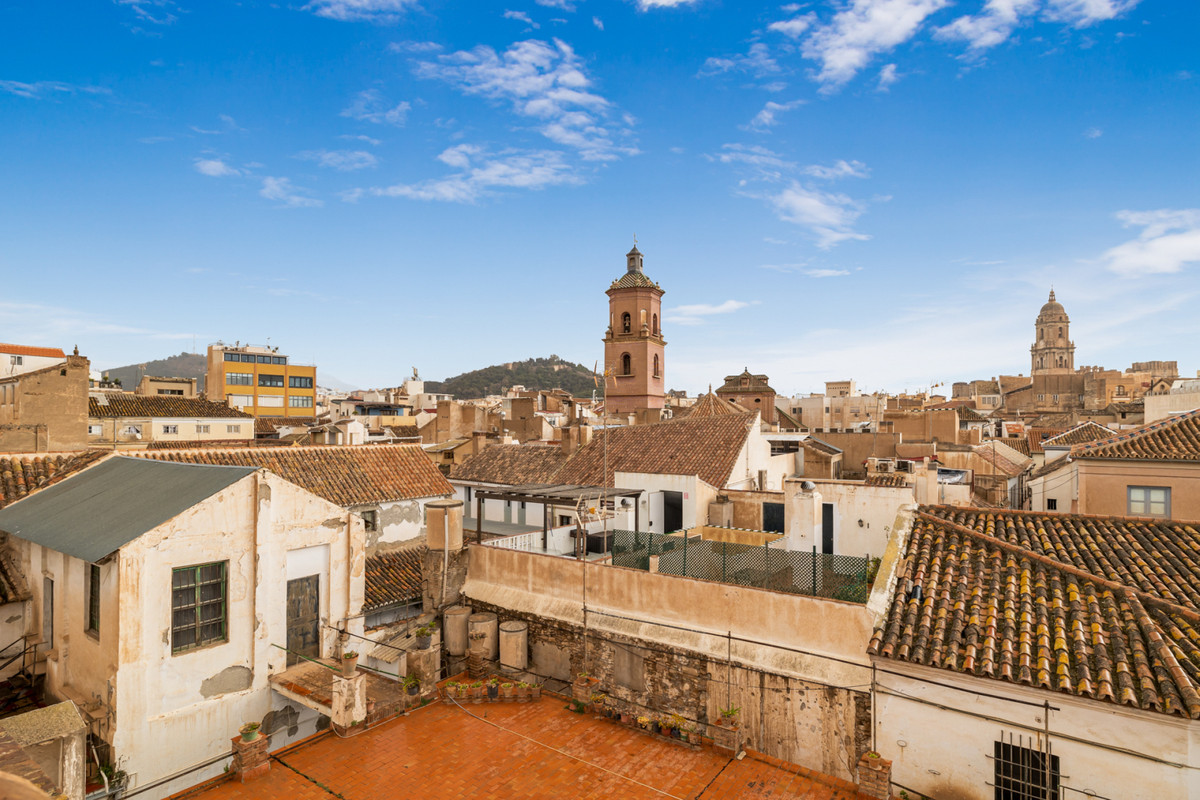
603,244,666,414
1030,289,1075,375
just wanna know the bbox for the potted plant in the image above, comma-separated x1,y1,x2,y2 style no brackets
516,681,530,702
443,681,458,704
340,651,359,677
239,722,260,742
501,681,514,701
529,681,542,701
486,677,500,701
669,714,687,740
718,705,740,730
470,681,484,704
590,692,606,715
637,715,651,732
415,622,435,650
619,708,632,725
403,674,420,697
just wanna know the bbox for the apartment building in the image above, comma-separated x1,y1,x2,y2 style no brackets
204,342,316,420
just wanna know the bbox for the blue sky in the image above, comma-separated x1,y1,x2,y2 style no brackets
2,0,1197,395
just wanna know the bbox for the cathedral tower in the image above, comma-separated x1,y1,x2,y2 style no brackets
603,245,666,414
1030,290,1075,375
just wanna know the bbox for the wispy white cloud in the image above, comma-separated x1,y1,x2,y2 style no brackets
701,43,780,78
765,183,869,249
803,268,851,277
0,80,110,99
592,16,604,30
368,147,581,203
802,0,949,90
535,0,576,10
1103,209,1200,277
767,14,814,39
1044,0,1141,26
340,133,382,145
803,159,870,180
297,149,379,171
638,0,700,8
190,114,243,135
936,0,1038,50
260,177,323,207
877,62,899,89
388,40,442,53
504,10,539,28
665,300,752,326
709,144,796,181
743,99,805,132
414,38,636,161
341,90,410,125
1083,126,1103,138
115,0,179,26
194,158,240,177
304,0,418,23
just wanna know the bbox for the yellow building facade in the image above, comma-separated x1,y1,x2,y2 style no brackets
205,343,317,420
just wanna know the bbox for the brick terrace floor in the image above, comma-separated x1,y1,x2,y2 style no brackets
180,693,870,800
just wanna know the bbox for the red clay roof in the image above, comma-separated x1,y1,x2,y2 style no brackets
554,414,755,489
0,343,65,359
871,506,1200,718
1071,408,1200,462
137,444,452,506
1042,421,1113,448
365,548,425,612
450,444,568,485
88,394,253,419
0,451,107,510
677,391,748,419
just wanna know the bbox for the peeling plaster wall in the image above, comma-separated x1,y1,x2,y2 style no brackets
463,545,874,780
83,471,364,798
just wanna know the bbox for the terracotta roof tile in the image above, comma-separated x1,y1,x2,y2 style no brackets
802,436,841,456
136,444,452,506
1072,408,1200,462
255,418,279,435
365,548,425,612
680,391,749,419
0,343,65,359
89,394,253,419
609,271,661,290
449,444,568,485
1042,421,1113,448
1026,427,1067,455
973,442,1033,476
0,451,106,510
988,437,1032,457
553,414,755,488
870,506,1200,718
865,474,907,488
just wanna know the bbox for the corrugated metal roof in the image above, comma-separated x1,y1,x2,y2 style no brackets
0,457,256,562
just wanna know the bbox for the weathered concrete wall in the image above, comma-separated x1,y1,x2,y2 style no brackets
462,545,875,780
812,433,903,479
784,479,913,558
876,662,1200,800
0,356,88,453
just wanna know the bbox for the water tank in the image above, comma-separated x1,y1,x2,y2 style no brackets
426,498,464,551
468,611,499,660
499,621,528,671
443,605,472,656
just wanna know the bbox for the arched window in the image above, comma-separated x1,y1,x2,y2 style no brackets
621,353,631,375
652,314,659,335
1058,326,1063,337
653,354,659,377
622,313,631,334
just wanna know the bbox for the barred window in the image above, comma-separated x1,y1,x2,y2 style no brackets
994,736,1059,800
171,562,228,653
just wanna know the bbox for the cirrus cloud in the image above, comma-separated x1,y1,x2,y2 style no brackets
1104,208,1200,277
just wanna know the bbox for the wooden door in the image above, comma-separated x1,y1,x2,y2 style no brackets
286,575,320,666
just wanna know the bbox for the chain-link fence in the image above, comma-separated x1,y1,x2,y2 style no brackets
609,530,876,602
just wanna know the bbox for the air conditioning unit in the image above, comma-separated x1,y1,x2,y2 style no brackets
878,460,894,473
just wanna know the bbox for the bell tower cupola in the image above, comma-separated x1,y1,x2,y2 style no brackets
603,242,666,414
1030,289,1075,375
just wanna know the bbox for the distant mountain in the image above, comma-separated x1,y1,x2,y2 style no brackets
103,352,207,391
426,356,596,399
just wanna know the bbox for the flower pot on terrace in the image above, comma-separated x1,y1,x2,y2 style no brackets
239,724,260,742
340,654,359,677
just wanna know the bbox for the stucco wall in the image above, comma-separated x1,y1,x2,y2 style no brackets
1078,460,1200,521
784,479,912,558
0,356,88,452
875,663,1200,800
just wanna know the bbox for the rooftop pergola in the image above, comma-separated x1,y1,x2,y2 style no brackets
472,483,643,548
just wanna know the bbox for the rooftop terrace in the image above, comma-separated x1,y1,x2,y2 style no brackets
177,690,869,800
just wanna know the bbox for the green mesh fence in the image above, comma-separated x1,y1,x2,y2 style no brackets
609,530,874,603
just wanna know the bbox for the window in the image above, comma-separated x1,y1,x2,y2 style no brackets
653,354,660,378
88,424,102,436
223,352,238,362
227,394,253,408
621,312,631,334
621,353,631,375
257,395,284,407
289,376,313,389
289,396,314,408
197,424,210,434
1051,395,1058,402
1128,486,1170,517
226,372,252,386
162,425,178,434
652,314,659,335
994,737,1059,800
272,356,287,365
227,425,241,434
10,355,23,365
259,374,285,387
361,510,378,531
1037,394,1045,402
1046,499,1057,511
171,562,227,653
240,354,256,363
157,388,184,395
86,563,100,636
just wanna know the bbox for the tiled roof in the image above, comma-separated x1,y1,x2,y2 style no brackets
988,437,1031,457
1071,408,1200,462
0,343,65,359
865,474,908,488
802,436,841,456
88,394,253,419
138,444,452,506
1042,421,1113,448
1028,413,1075,429
364,547,425,612
554,414,755,489
684,391,749,418
870,506,1200,718
776,407,804,430
1026,427,1067,455
145,438,297,450
449,444,568,485
424,438,471,454
255,418,279,435
0,451,106,510
609,271,660,290
717,369,776,395
1107,400,1145,414
973,442,1032,477
957,406,989,422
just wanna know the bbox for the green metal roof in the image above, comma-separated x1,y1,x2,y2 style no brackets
0,456,256,562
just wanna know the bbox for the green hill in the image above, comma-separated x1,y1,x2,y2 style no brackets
103,352,207,391
426,356,597,399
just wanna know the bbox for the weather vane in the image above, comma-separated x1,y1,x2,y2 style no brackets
633,233,637,246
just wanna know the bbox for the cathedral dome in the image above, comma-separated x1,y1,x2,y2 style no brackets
1038,290,1066,318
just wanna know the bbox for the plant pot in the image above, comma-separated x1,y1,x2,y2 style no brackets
516,687,529,703
620,712,631,725
416,634,432,650
471,687,483,704
407,683,420,697
340,656,359,677
530,686,541,700
487,685,499,701
239,725,260,743
501,685,514,701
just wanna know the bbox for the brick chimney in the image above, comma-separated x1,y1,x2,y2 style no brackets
856,752,892,799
